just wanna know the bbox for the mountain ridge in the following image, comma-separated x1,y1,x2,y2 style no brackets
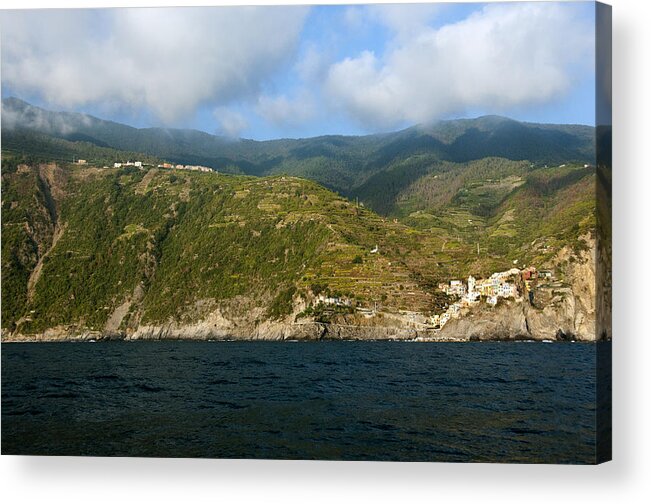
2,97,594,168
2,96,594,141
2,97,596,220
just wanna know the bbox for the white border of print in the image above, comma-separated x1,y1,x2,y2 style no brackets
1,1,650,504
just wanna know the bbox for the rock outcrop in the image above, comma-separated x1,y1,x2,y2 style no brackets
437,302,530,341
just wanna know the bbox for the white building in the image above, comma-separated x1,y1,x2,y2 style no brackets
448,280,466,297
448,304,461,317
468,275,476,293
316,294,351,307
464,291,480,304
499,283,517,298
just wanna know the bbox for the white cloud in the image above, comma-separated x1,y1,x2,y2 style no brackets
326,3,594,129
368,4,443,41
1,4,595,136
1,99,92,135
213,107,248,138
256,91,316,129
343,6,365,31
295,44,330,84
0,7,308,123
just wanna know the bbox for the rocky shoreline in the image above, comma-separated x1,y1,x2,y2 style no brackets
1,303,605,343
0,332,605,343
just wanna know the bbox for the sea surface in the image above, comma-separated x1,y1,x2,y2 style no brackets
1,341,610,463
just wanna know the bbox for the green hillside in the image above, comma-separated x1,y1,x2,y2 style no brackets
2,156,595,335
0,162,438,333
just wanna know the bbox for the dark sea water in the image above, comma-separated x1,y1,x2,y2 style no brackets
1,341,610,463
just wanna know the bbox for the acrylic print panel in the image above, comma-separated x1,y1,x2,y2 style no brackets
0,2,611,463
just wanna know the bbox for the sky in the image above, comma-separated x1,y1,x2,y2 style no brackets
0,2,596,140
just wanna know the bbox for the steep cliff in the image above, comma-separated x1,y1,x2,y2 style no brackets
439,237,599,341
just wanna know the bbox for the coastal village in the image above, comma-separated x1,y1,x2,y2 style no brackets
314,265,552,332
429,266,549,330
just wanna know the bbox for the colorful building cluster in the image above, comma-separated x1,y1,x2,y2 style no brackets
305,264,555,333
473,268,520,305
432,267,538,329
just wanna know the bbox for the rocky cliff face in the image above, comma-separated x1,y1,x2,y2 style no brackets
436,302,529,341
438,237,599,342
2,299,431,342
